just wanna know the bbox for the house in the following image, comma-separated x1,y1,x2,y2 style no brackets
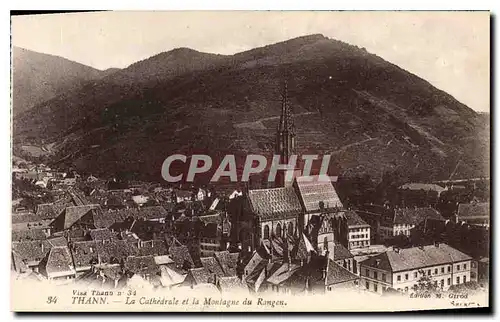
359,243,473,294
213,251,240,277
70,241,99,274
12,240,53,273
182,267,214,288
39,246,77,282
344,210,371,250
50,204,102,234
378,207,444,242
456,202,489,227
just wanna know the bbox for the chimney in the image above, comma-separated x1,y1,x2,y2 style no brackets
419,245,424,250
394,247,400,253
434,241,440,248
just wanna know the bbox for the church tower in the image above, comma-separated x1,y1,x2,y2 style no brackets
275,81,301,187
276,81,296,164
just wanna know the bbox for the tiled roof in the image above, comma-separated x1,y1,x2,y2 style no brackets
200,257,225,278
89,228,115,241
217,276,248,293
136,240,169,257
124,255,159,275
325,260,359,286
137,206,168,220
248,186,302,220
11,229,47,242
360,244,472,273
96,240,137,264
188,267,213,285
44,246,75,278
12,213,43,224
95,209,135,228
169,245,194,269
393,207,444,225
332,244,354,261
12,240,52,264
457,202,489,219
35,204,59,220
295,175,343,212
63,204,102,229
345,211,369,228
214,251,239,277
71,241,98,269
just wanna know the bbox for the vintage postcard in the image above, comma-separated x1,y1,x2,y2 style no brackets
10,11,490,312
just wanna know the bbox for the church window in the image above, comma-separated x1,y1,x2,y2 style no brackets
276,223,282,238
264,225,270,239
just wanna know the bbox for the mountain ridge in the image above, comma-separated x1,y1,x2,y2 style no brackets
13,35,489,184
12,46,120,116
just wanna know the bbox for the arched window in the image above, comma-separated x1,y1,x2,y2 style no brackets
276,223,282,238
264,225,270,239
324,236,328,251
288,222,294,236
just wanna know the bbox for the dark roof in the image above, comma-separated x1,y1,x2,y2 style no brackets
344,210,369,228
393,207,444,225
124,255,159,275
94,209,134,228
12,240,52,263
137,206,168,220
457,202,489,219
62,204,102,229
214,251,239,277
248,186,302,220
295,175,343,212
89,228,115,241
35,203,59,220
11,229,47,242
169,245,194,269
136,240,169,257
360,244,473,273
71,241,98,269
332,244,354,261
200,257,225,278
325,260,359,286
96,240,137,263
188,267,213,285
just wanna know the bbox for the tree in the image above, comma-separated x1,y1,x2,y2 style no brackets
412,270,440,292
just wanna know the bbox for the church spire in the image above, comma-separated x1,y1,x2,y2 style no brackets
274,78,299,188
278,80,295,135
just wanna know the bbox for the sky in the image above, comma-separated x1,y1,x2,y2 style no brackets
11,11,490,112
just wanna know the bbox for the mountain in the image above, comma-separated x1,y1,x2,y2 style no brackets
13,34,489,183
11,47,119,115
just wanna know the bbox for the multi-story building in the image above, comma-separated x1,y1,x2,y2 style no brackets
359,243,472,294
345,210,371,250
378,207,444,242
